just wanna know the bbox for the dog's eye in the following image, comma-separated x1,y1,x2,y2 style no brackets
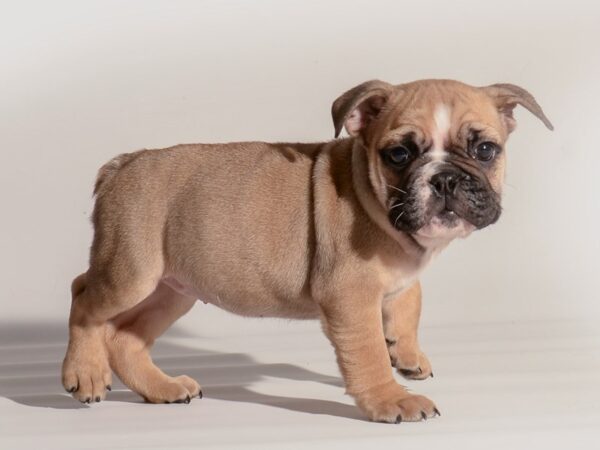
474,142,498,162
385,146,412,166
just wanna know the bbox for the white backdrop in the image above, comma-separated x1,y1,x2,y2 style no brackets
1,0,598,332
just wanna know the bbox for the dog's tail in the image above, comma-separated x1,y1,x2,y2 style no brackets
93,152,141,196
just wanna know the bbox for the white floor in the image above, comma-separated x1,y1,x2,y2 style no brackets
1,318,599,450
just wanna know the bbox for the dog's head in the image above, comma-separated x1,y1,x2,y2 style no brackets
332,79,552,245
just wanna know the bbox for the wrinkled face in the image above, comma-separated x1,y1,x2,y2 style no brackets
360,82,511,243
333,79,552,246
377,96,506,242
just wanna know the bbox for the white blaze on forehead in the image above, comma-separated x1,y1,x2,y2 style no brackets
414,103,452,208
430,103,452,162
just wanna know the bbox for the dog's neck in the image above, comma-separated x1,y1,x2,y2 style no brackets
350,140,453,266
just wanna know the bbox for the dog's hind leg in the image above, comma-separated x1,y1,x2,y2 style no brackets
62,182,167,402
61,250,166,402
61,272,114,403
105,281,200,403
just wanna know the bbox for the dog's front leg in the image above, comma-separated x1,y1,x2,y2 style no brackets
382,281,433,380
319,283,439,423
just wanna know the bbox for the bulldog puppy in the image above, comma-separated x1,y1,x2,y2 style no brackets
62,79,552,423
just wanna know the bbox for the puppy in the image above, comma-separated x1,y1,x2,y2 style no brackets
62,79,552,422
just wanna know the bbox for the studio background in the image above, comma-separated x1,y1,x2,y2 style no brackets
1,0,597,333
2,2,600,449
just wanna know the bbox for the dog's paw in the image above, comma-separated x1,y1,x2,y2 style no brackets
141,375,202,404
386,339,433,380
356,382,440,423
174,375,203,399
62,343,112,403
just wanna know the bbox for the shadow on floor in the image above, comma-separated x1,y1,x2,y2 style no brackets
0,321,361,420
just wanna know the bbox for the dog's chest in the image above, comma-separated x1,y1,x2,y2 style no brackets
383,275,418,299
380,248,438,298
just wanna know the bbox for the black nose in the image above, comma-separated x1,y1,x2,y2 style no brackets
429,171,460,197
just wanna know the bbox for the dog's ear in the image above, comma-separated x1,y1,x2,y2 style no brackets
332,80,394,138
483,83,553,133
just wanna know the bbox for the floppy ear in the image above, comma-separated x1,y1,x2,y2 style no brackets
331,80,394,138
483,83,554,133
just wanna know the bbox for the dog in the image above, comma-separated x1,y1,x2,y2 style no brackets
62,79,552,423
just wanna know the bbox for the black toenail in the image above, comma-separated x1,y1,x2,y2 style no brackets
84,397,91,404
395,414,403,424
106,385,112,391
172,395,191,404
421,411,427,420
385,338,396,346
198,390,203,399
164,401,170,404
430,372,434,378
417,367,422,374
66,386,76,393
95,396,101,402
434,407,441,416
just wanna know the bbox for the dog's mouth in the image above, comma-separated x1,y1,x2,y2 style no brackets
414,208,475,240
389,193,476,239
435,208,461,227
387,171,501,240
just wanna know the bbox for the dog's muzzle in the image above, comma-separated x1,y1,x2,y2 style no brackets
427,166,501,230
389,165,501,236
